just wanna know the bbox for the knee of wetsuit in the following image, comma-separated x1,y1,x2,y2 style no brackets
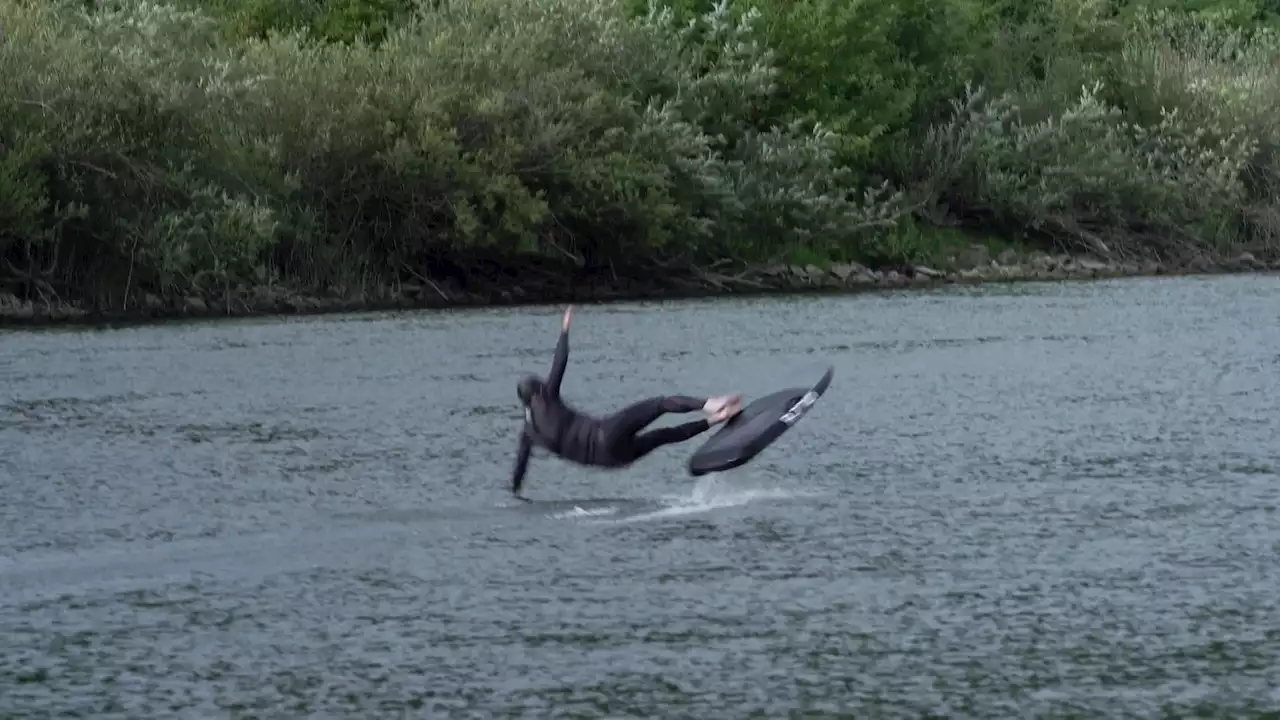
517,375,544,405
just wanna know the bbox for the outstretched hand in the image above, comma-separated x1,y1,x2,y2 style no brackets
562,305,573,332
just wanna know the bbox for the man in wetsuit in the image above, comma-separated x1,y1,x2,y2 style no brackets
510,306,741,498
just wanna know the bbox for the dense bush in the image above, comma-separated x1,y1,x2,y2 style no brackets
0,0,912,307
1,0,1279,309
913,3,1280,261
168,0,419,44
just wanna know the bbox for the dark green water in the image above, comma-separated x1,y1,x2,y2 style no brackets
3,275,1280,718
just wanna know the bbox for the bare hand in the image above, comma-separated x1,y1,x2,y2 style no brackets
562,306,573,332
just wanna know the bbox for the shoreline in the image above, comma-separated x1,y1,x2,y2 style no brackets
1,248,1276,331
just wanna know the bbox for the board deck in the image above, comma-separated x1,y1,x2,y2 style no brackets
687,365,834,476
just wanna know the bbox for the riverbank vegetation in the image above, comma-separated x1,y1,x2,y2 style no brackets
2,0,1280,315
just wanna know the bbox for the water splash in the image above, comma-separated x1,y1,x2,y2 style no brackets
547,504,622,520
602,474,799,524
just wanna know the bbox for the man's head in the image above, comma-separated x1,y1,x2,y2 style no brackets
517,374,544,406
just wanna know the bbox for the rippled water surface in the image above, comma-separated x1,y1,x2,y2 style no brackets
4,275,1280,718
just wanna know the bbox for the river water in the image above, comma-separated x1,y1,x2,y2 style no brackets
2,275,1279,718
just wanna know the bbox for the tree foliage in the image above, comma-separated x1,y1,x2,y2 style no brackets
2,0,1278,306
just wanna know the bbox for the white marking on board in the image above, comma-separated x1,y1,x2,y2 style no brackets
779,390,818,425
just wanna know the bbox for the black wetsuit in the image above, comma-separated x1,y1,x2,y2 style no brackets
510,330,713,495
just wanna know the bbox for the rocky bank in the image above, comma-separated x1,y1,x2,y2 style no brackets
0,245,1275,328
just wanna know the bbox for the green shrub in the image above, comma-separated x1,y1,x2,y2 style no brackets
0,0,912,306
0,2,273,305
627,0,1000,170
221,0,908,283
4,0,1280,311
169,0,418,45
913,4,1280,261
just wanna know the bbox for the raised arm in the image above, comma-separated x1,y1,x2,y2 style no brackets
545,306,572,396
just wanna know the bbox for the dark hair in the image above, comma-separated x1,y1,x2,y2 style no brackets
517,375,543,405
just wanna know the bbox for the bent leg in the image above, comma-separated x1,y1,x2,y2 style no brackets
625,419,713,461
600,395,706,448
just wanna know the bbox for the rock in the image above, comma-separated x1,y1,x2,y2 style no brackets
784,264,827,285
1076,257,1111,272
847,270,876,286
1188,256,1215,273
1234,251,1260,269
0,292,19,310
1141,260,1163,275
958,268,985,281
796,264,828,285
184,296,208,314
1028,251,1054,270
829,262,866,281
956,244,991,270
997,248,1020,266
912,265,943,279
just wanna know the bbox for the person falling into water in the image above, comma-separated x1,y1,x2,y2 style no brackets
510,306,742,498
